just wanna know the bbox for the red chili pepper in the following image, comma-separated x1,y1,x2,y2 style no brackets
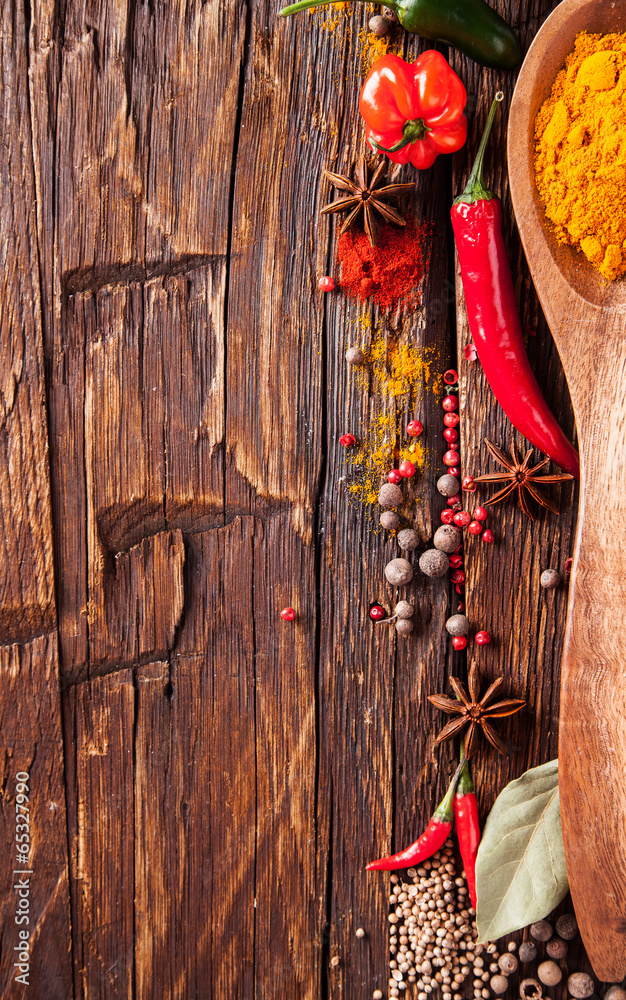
454,755,480,907
450,94,579,479
367,761,463,871
359,52,467,170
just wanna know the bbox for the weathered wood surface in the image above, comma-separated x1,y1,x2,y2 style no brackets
0,0,596,994
0,0,72,993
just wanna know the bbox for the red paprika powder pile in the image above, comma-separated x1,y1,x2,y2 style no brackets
337,220,432,312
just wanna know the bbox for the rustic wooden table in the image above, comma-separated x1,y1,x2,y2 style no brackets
0,0,583,995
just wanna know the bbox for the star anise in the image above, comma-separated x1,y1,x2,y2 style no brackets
472,439,574,520
320,157,414,247
428,663,525,758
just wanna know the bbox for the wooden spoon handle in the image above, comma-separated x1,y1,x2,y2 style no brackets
559,415,626,978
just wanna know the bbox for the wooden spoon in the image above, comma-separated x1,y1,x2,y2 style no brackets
508,0,626,979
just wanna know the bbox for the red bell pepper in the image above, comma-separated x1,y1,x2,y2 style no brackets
359,52,467,170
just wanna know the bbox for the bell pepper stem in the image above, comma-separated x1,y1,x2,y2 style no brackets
280,0,397,15
369,117,428,154
454,91,504,205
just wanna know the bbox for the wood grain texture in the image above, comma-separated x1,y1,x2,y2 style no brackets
0,635,72,997
0,0,606,994
0,0,56,643
64,671,135,1000
508,0,626,972
0,1,72,994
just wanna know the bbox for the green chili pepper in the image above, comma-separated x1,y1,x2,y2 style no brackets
278,0,522,70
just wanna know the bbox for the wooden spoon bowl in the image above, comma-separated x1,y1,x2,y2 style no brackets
508,0,626,979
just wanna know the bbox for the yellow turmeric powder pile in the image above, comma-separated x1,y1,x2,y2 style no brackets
534,30,626,281
345,330,440,509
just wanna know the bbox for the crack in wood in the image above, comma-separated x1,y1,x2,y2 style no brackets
63,252,229,297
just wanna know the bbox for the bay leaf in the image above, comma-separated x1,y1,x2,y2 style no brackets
475,759,568,942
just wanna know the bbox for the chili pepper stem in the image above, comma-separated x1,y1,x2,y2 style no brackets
457,748,474,795
436,758,466,822
454,92,504,205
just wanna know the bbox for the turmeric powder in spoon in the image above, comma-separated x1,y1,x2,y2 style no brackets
534,30,626,281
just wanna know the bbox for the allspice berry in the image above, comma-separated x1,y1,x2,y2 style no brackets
385,558,413,586
530,920,553,942
419,548,449,578
519,980,543,1000
380,511,400,530
394,601,414,619
540,569,561,589
378,483,403,509
499,953,519,975
445,614,470,636
546,938,567,960
537,961,562,987
396,618,414,635
346,346,364,366
567,974,594,999
437,474,460,497
433,524,462,553
518,942,537,963
368,13,389,35
397,528,419,551
490,976,509,994
382,5,398,21
555,913,578,940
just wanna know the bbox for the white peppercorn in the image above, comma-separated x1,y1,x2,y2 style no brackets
540,568,561,589
555,913,578,940
530,921,553,942
567,974,594,999
419,549,449,578
356,927,365,939
385,558,413,586
518,942,537,963
490,976,509,994
508,942,517,952
537,961,562,986
398,528,420,551
446,614,470,636
433,525,462,553
379,483,403,508
381,511,400,530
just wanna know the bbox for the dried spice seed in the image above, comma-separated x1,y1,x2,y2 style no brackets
555,913,578,940
428,662,525,758
473,439,574,519
321,158,414,247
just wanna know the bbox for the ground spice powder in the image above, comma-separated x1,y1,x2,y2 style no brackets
345,332,440,508
337,221,432,312
535,30,626,281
